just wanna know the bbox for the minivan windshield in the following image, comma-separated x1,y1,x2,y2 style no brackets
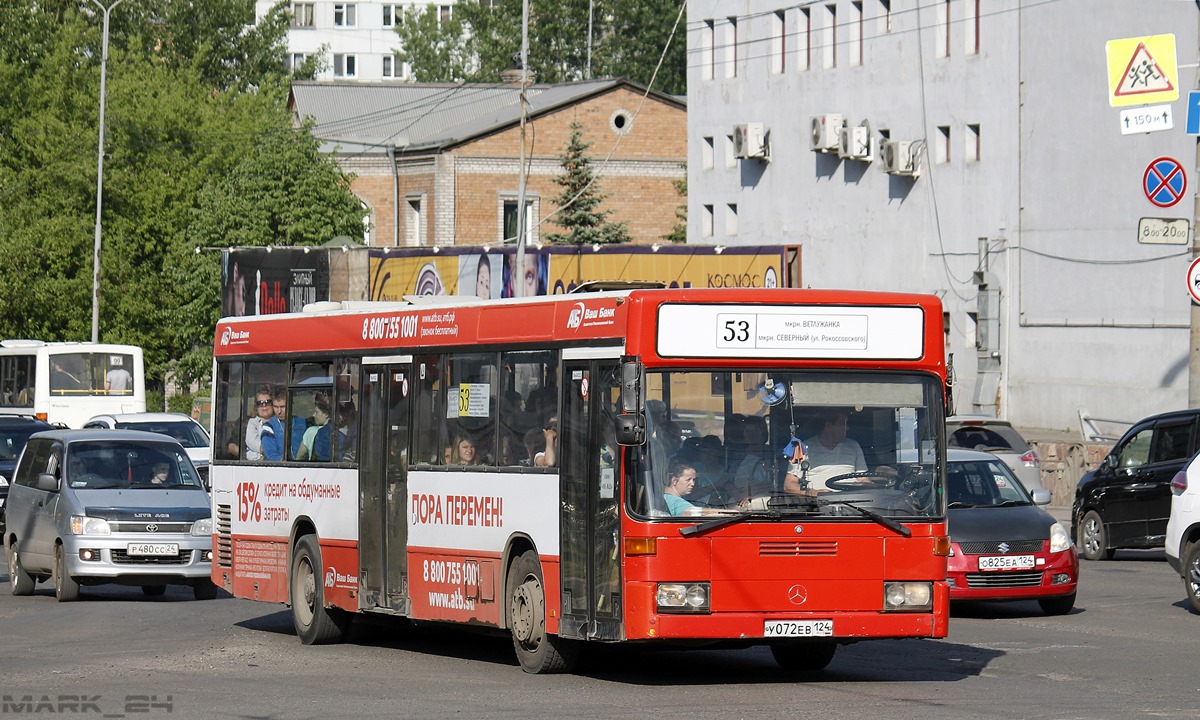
65,441,204,490
628,370,945,522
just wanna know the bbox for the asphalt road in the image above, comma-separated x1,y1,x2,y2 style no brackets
0,544,1194,720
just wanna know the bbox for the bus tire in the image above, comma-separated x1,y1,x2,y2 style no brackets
507,549,577,674
290,534,349,645
770,641,837,672
53,544,80,602
8,540,35,596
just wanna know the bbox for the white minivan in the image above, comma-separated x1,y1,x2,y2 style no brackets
4,429,215,601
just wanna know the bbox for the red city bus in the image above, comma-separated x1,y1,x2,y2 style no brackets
210,287,951,673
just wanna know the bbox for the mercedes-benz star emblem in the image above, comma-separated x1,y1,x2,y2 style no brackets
145,524,159,533
787,584,808,605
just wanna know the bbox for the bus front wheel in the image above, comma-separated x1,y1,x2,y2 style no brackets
507,549,577,673
290,534,349,645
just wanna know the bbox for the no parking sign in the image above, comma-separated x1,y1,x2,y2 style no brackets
1145,157,1187,208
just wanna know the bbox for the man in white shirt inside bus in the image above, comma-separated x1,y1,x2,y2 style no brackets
785,408,867,494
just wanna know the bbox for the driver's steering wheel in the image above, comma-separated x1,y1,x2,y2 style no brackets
823,469,898,491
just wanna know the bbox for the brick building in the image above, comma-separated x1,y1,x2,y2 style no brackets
289,79,687,249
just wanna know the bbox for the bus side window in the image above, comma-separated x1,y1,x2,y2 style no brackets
411,355,444,465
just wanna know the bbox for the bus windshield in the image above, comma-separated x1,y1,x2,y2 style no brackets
630,370,944,521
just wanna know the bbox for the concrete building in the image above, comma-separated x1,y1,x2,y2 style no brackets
289,79,687,249
258,0,458,82
687,0,1199,433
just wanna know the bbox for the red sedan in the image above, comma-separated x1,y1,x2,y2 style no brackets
945,449,1079,615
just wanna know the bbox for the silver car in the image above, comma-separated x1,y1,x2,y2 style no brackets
4,429,215,601
946,415,1044,492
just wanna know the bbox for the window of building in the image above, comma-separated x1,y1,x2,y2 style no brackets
936,125,950,164
406,196,422,246
725,135,737,168
702,205,714,238
334,3,356,27
798,8,811,71
966,124,981,162
965,0,980,55
701,19,715,81
725,17,738,79
770,11,786,74
502,198,533,245
702,136,714,171
439,5,452,27
850,2,863,67
289,53,306,72
383,55,395,78
877,0,891,34
290,2,314,28
333,54,357,77
822,4,836,70
382,3,400,27
725,204,738,236
936,0,950,58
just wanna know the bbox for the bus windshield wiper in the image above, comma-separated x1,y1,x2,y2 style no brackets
817,498,911,538
680,512,773,537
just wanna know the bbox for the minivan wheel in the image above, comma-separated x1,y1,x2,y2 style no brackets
53,544,80,602
1078,510,1115,561
193,579,219,601
1183,542,1200,615
8,541,34,596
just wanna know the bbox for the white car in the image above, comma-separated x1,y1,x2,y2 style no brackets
946,415,1044,492
82,413,211,485
1166,454,1200,614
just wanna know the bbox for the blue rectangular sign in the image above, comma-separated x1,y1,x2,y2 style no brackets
1188,91,1200,135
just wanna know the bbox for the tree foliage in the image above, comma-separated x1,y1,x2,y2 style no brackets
0,0,366,387
542,121,629,246
394,0,686,95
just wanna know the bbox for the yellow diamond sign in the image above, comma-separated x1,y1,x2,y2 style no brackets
1107,34,1178,107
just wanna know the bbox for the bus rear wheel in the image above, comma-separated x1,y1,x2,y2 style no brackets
290,534,349,645
507,549,577,674
770,641,837,672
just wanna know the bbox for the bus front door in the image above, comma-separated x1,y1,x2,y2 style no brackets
359,362,411,614
558,359,622,640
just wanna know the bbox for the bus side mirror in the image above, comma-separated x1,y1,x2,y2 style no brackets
614,414,646,446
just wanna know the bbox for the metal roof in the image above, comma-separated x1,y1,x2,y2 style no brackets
289,78,683,156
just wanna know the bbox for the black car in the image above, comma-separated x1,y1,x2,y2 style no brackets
0,416,54,513
1072,409,1200,560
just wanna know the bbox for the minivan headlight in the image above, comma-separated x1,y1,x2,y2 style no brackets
1049,522,1072,553
191,517,213,537
70,516,111,535
0,475,9,486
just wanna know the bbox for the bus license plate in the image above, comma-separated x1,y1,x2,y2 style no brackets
978,554,1035,571
763,620,833,638
127,543,179,557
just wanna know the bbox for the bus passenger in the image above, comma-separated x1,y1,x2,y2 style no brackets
535,418,557,467
297,392,331,461
244,387,274,461
454,435,478,464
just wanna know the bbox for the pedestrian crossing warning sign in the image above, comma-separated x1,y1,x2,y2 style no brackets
1107,34,1178,107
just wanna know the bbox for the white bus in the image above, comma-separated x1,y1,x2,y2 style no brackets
0,340,146,428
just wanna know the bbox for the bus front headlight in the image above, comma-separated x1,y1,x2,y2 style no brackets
883,581,933,611
657,582,710,612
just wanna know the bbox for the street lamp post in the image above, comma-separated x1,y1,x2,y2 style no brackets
91,0,125,343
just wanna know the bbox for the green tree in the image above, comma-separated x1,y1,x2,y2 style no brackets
394,0,685,94
542,121,629,246
0,0,366,389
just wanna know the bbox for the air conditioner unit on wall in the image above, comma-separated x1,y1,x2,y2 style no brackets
733,123,769,160
810,114,844,152
881,140,920,177
838,125,872,161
